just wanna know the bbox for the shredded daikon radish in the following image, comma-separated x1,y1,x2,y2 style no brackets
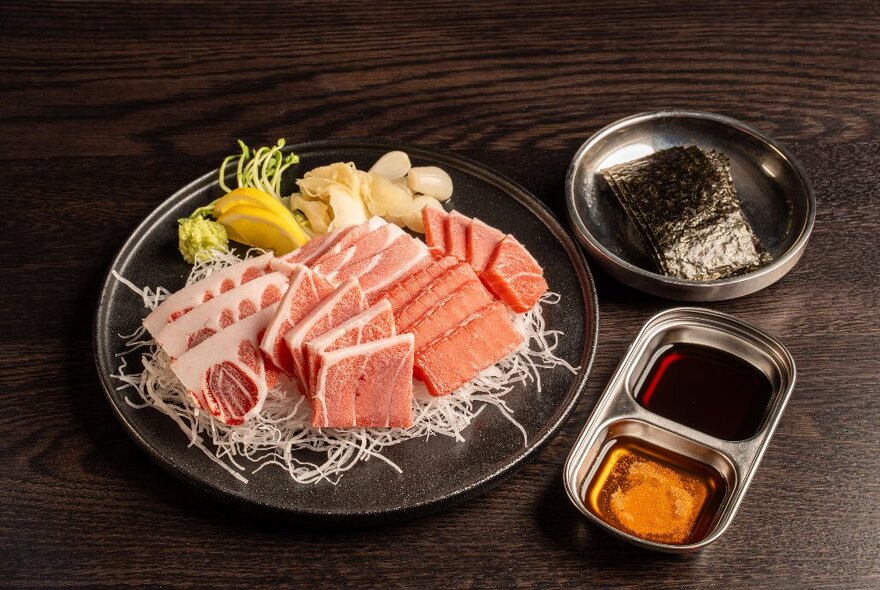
111,251,577,485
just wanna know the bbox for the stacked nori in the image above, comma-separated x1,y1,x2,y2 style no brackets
601,146,771,280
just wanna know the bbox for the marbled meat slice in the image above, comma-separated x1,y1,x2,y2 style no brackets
407,279,494,352
395,263,479,332
482,235,548,313
422,206,448,257
413,301,523,397
312,334,414,428
467,217,505,272
381,256,457,311
445,210,470,261
308,217,388,277
283,278,365,392
270,229,335,271
352,234,430,299
320,224,409,285
272,236,333,276
144,253,273,336
260,264,333,375
170,304,278,425
155,272,288,359
304,299,395,398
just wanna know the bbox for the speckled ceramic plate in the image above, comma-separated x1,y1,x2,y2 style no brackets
94,140,598,525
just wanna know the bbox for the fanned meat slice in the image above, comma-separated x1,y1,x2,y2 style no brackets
350,234,429,299
422,207,448,257
445,211,470,261
274,231,332,266
482,235,548,312
307,217,386,272
260,265,334,375
381,256,457,311
269,223,365,275
467,217,505,272
312,334,414,428
171,304,278,425
408,279,493,352
304,300,395,398
144,253,273,336
283,278,365,392
395,263,479,331
413,301,522,397
155,272,288,359
313,219,402,279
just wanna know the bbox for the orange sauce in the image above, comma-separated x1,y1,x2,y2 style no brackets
585,436,726,545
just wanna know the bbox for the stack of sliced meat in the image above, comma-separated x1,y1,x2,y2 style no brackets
270,216,429,302
143,255,285,425
257,216,433,428
144,212,544,428
264,270,414,429
422,208,548,312
380,255,523,397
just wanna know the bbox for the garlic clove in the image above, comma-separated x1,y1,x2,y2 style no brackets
406,166,453,201
368,151,411,180
369,174,416,217
402,195,443,232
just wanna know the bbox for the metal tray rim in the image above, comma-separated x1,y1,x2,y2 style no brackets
563,307,796,552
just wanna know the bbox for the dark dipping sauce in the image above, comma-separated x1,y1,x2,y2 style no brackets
636,343,772,440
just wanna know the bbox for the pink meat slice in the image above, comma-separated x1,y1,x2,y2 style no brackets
413,301,523,397
482,235,548,313
274,231,332,266
304,300,395,398
313,219,402,279
260,265,333,375
467,217,506,272
445,211,470,261
395,263,479,331
365,256,432,306
144,253,273,336
422,207,448,257
350,234,429,298
283,278,365,392
408,279,494,353
312,223,409,284
312,334,414,428
269,223,366,275
171,304,278,425
155,272,288,359
381,256,457,311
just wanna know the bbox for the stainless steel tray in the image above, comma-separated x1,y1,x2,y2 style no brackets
563,307,796,552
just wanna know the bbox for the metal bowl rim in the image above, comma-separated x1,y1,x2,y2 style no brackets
564,109,816,291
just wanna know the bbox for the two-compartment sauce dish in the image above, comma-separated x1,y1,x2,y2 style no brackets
564,307,795,552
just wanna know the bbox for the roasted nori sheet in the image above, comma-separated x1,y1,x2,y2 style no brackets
601,146,771,281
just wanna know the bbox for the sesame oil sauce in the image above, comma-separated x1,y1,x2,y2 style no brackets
584,436,727,545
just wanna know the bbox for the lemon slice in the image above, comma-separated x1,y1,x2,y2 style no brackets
217,204,306,254
214,188,309,251
214,187,292,219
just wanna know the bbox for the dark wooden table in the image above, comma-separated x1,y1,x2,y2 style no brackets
2,1,878,588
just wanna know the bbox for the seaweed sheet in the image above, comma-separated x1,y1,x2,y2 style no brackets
601,146,771,281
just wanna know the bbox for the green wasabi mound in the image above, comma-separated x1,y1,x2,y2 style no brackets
178,216,229,264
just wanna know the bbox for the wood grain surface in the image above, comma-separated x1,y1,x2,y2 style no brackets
1,1,878,588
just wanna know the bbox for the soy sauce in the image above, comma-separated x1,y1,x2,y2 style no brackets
636,343,772,440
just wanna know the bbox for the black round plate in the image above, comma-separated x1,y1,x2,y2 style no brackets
94,140,598,525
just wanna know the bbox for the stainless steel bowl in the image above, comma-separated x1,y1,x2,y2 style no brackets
565,110,815,300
